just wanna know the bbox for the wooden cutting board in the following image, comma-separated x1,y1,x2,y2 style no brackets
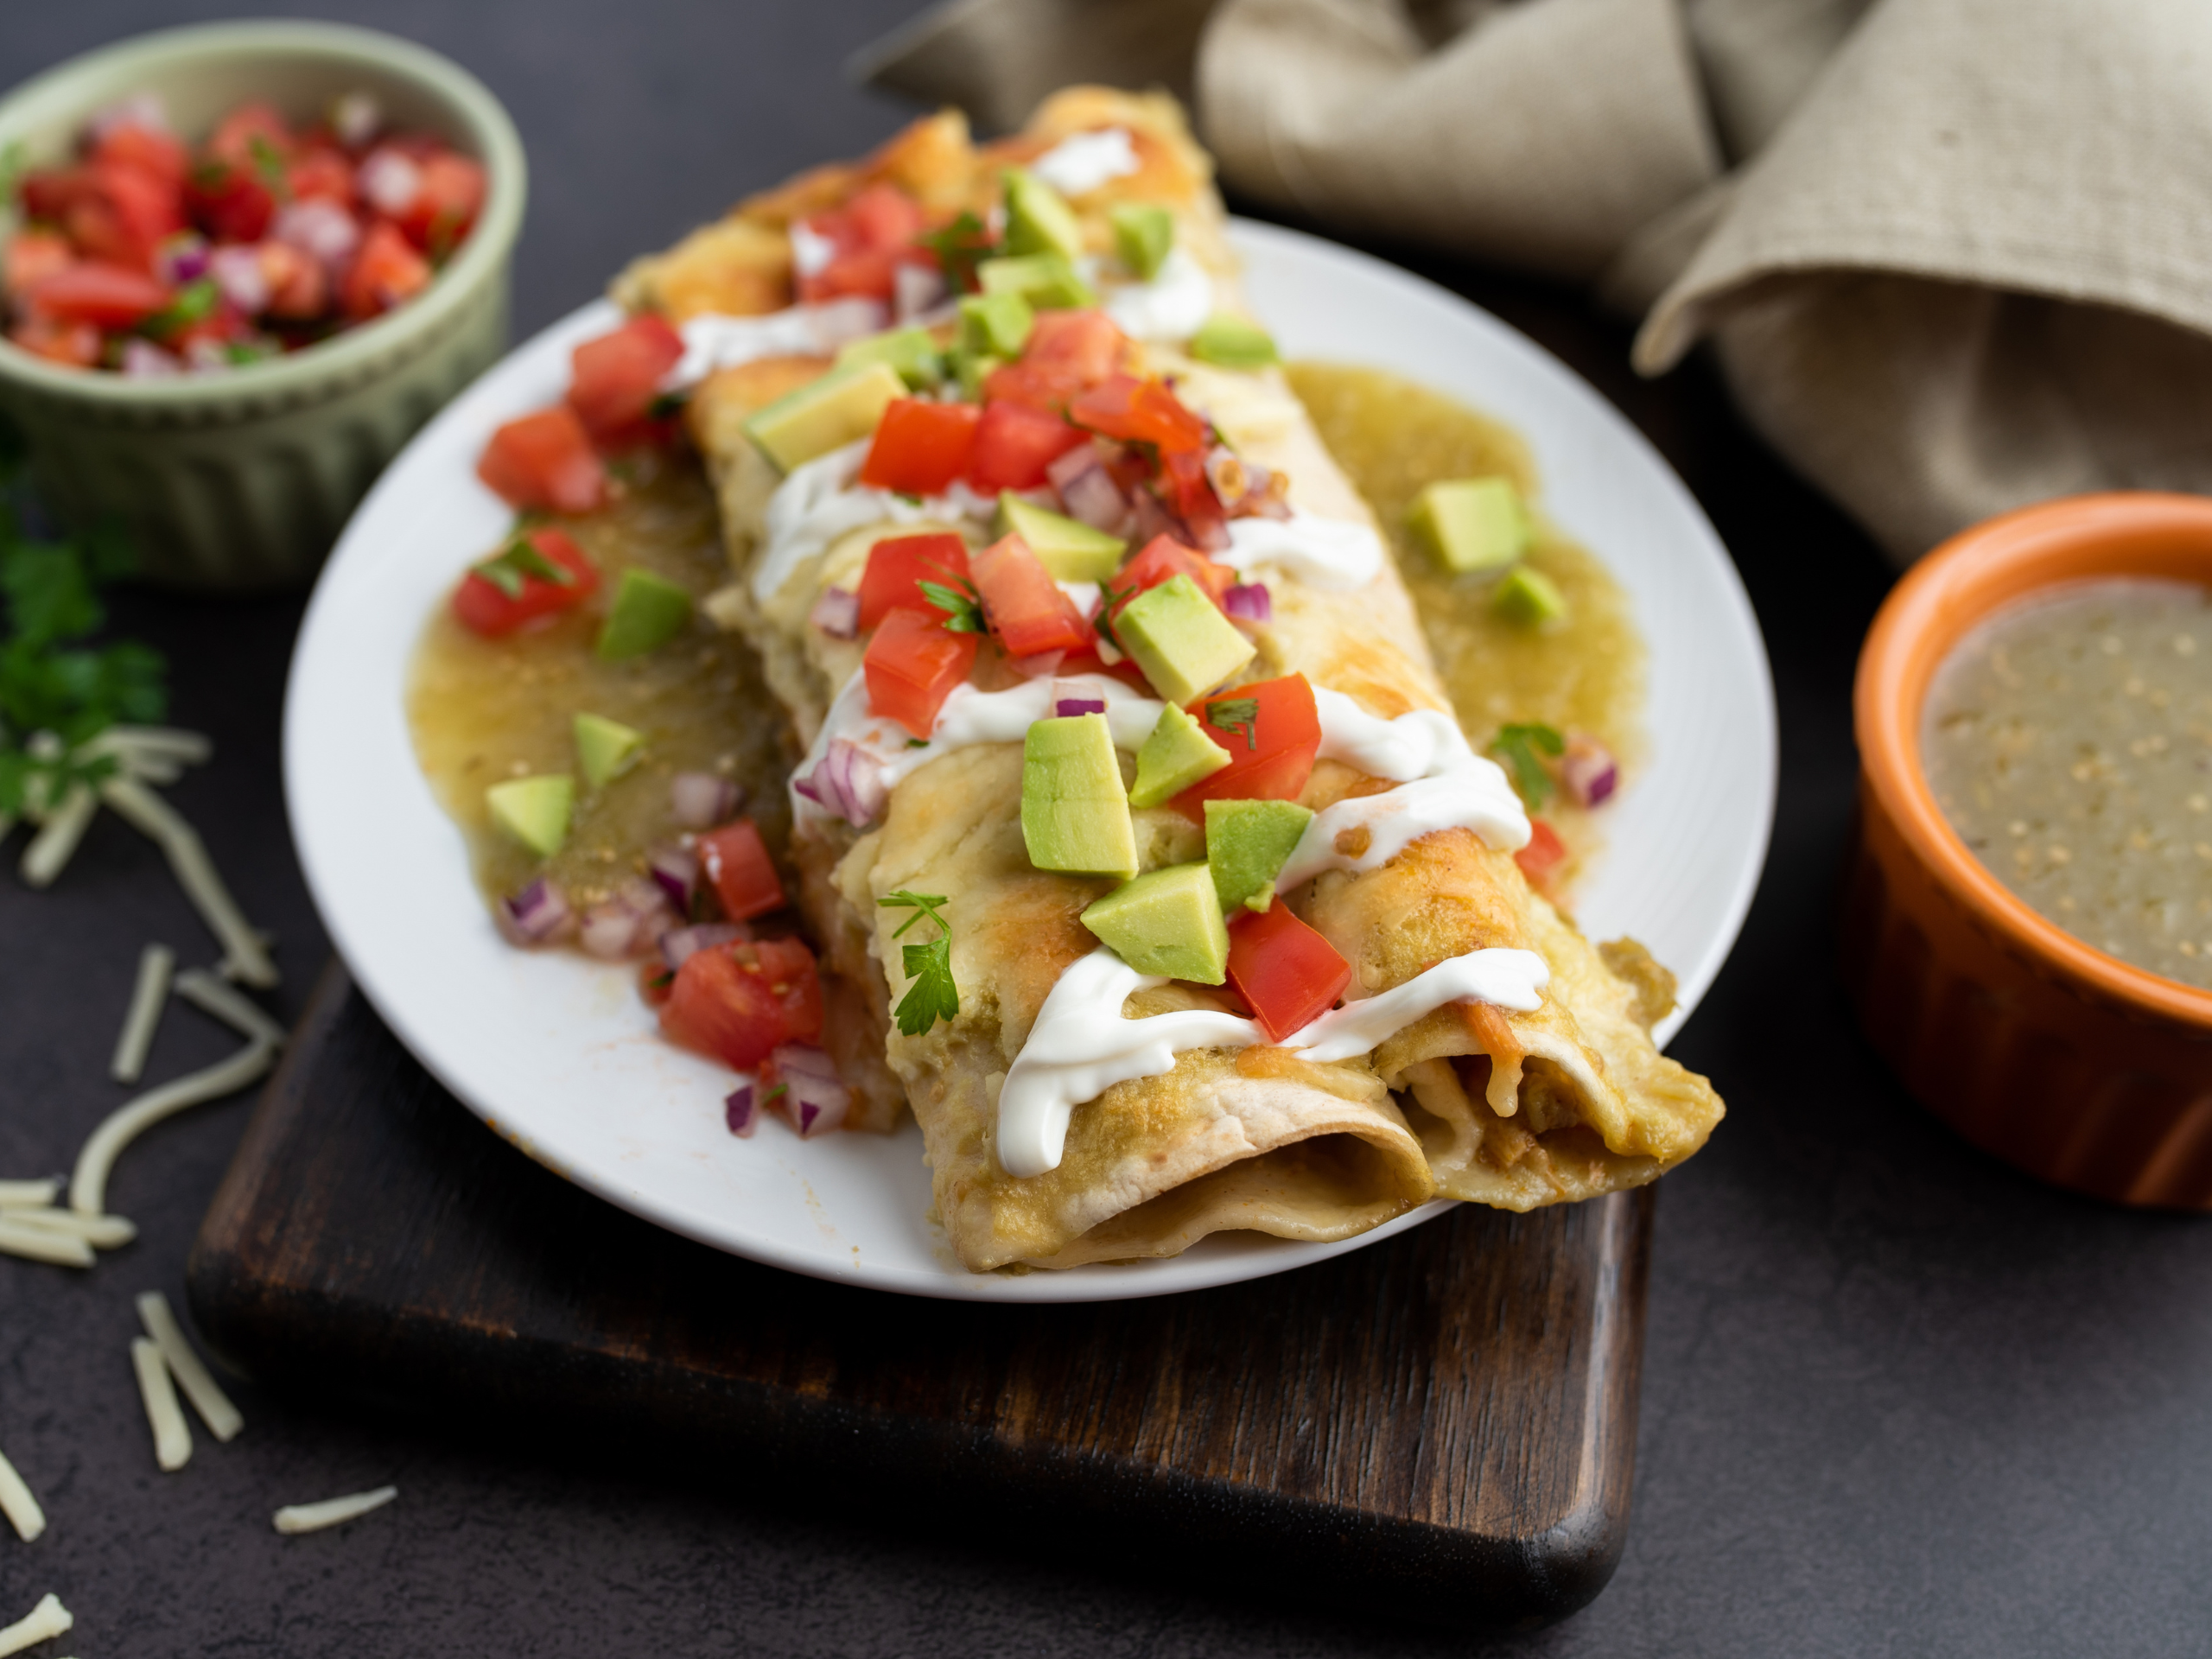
188,962,1652,1637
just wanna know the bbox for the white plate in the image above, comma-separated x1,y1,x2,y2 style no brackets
285,219,1776,1304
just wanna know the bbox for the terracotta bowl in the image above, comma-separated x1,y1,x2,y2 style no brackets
1845,492,2212,1208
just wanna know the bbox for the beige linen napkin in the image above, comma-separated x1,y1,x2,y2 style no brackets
862,0,2212,563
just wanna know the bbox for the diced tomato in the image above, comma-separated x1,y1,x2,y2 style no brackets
567,314,685,448
1109,535,1235,626
1156,448,1228,548
857,531,969,631
697,817,787,922
208,102,294,169
660,935,824,1071
8,317,101,366
1069,375,1209,455
1515,819,1568,891
61,162,185,270
286,145,355,203
796,181,925,304
1169,673,1324,818
261,241,328,320
1225,904,1352,1043
477,404,608,514
449,525,600,636
970,532,1091,658
24,262,170,328
1024,308,1128,381
397,151,486,255
859,397,979,495
340,218,432,320
185,162,276,244
92,123,188,189
844,181,925,251
3,232,73,300
18,166,92,224
864,605,979,737
966,399,1085,493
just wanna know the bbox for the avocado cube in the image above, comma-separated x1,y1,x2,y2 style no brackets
486,774,574,858
1116,575,1256,706
1109,202,1174,281
1190,315,1279,370
977,253,1096,311
572,712,644,789
1205,798,1314,912
836,325,944,391
1021,714,1137,879
1081,862,1231,984
995,493,1126,582
596,569,693,661
1129,703,1230,809
1001,167,1084,262
1493,565,1569,628
958,291,1034,359
1408,477,1528,574
741,359,906,473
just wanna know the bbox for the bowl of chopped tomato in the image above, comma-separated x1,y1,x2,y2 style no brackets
0,19,524,588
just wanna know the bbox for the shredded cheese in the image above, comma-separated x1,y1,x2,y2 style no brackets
273,1484,397,1535
137,1291,243,1442
0,1210,134,1249
0,1594,70,1657
130,1338,190,1472
0,1224,92,1270
0,1181,56,1209
18,786,94,890
110,943,175,1084
70,1039,278,1218
97,776,276,988
0,1445,46,1543
172,969,286,1048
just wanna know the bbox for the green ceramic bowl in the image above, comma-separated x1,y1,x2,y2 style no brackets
0,20,526,588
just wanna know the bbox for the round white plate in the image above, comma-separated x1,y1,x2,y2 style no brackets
285,219,1776,1304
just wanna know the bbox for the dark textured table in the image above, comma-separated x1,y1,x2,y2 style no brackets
2,5,2207,1655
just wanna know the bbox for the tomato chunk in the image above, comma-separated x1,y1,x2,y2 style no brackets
567,314,685,448
1514,819,1567,892
982,311,1128,415
477,404,608,514
859,398,979,495
395,151,487,254
92,122,188,189
864,605,979,737
697,817,787,922
857,531,969,631
208,102,294,169
967,399,1085,493
970,533,1091,659
285,144,355,203
661,936,824,1071
1225,904,1352,1044
64,160,188,270
25,261,170,327
8,317,101,366
450,526,600,636
341,218,432,320
4,232,74,301
1169,673,1323,817
184,162,276,245
1070,375,1209,454
797,181,925,304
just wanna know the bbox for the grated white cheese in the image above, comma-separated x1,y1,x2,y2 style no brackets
70,1038,279,1218
130,1337,190,1472
0,1181,57,1209
273,1484,397,1535
0,1224,92,1270
97,776,276,988
0,1445,47,1543
110,943,175,1084
172,969,286,1048
137,1291,243,1442
0,1593,70,1657
0,1210,135,1249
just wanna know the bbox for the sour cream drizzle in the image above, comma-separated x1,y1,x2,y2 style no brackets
1218,512,1385,591
1029,128,1141,196
1100,246,1213,342
995,944,1549,1178
664,298,887,395
752,439,998,604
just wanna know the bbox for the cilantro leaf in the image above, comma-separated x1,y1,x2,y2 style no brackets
879,890,959,1035
1490,722,1564,808
247,132,291,200
1205,696,1260,752
920,566,987,635
918,210,1000,294
141,278,219,342
1093,578,1134,656
469,537,576,601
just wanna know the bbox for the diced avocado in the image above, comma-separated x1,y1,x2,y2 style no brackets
1190,315,1279,370
1109,202,1174,281
572,712,644,789
1205,798,1314,912
1116,574,1256,706
1129,703,1230,809
1080,862,1231,984
836,325,944,391
1409,477,1528,575
1493,564,1569,628
596,569,693,661
976,252,1096,311
741,359,906,473
995,493,1126,582
953,346,1003,403
958,290,1033,359
486,774,574,858
1021,714,1138,879
1001,167,1084,262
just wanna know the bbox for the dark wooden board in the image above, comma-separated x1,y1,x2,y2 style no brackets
188,961,1653,1638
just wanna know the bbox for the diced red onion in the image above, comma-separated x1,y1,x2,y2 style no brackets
183,337,234,374
810,585,860,640
1561,736,1618,808
208,245,270,315
725,1084,761,1138
120,340,181,379
330,90,383,150
769,1043,850,1138
1047,442,1133,534
154,233,209,287
579,877,677,960
274,200,361,273
359,148,423,216
894,262,947,323
1128,491,1184,549
794,737,886,827
671,772,741,830
661,922,746,971
647,844,699,911
1223,583,1272,623
89,92,167,142
498,878,573,945
1056,698,1106,718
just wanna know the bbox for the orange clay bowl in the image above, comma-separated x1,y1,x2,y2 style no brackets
1846,492,2212,1209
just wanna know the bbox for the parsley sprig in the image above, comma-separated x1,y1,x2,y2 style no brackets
1490,722,1564,808
879,889,959,1036
1205,696,1259,752
918,211,1000,293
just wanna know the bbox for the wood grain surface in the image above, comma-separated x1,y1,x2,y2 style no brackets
188,962,1653,1637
